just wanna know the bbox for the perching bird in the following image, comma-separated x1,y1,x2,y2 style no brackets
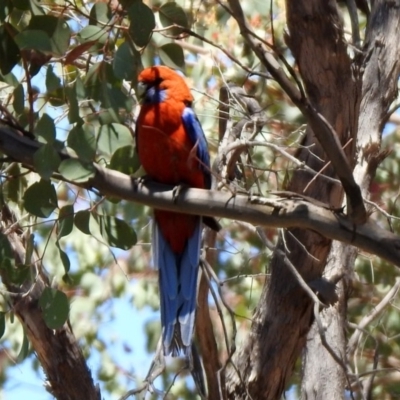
135,66,213,356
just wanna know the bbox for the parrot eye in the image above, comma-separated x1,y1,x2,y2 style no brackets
153,77,163,87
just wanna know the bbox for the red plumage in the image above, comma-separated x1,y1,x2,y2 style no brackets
135,66,210,355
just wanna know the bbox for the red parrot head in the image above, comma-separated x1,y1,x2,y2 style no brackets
137,66,194,106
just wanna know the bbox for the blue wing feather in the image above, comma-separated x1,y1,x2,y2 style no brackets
178,219,202,345
182,107,211,189
153,221,179,353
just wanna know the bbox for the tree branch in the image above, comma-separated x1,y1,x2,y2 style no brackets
0,125,399,269
1,206,100,400
224,0,367,223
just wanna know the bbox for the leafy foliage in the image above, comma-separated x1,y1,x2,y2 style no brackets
0,0,398,399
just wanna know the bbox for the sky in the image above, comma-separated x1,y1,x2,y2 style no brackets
2,293,157,400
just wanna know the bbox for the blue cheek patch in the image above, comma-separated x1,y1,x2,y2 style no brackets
143,87,167,104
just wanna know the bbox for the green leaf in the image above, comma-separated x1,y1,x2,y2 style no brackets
12,0,30,10
118,0,136,9
14,30,52,54
95,214,137,250
67,124,96,162
58,205,74,238
29,0,45,16
0,233,14,270
23,179,58,218
55,241,70,273
159,43,185,70
85,62,133,112
4,163,27,203
98,108,122,125
39,287,69,329
27,15,70,56
59,159,95,182
89,3,112,26
74,210,91,235
13,83,25,114
47,87,66,107
35,113,56,144
109,145,140,175
24,233,34,265
66,85,81,124
128,2,155,47
0,24,21,75
11,264,31,285
113,41,139,80
33,143,61,179
46,64,61,92
75,75,86,100
97,123,133,155
159,2,188,35
78,25,108,46
105,85,134,113
0,312,5,340
0,70,19,87
17,330,30,361
215,5,231,26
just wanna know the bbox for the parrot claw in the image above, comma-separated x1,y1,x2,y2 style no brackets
135,175,152,191
172,183,189,203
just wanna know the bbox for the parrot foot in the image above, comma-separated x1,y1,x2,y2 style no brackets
135,175,152,192
172,183,189,203
136,175,151,186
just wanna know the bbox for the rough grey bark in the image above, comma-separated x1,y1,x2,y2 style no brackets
302,242,353,400
1,125,400,266
226,0,363,398
302,2,400,399
0,205,100,400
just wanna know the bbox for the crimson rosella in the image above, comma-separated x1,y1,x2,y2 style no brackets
135,66,211,356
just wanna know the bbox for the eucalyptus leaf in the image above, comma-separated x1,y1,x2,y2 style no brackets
17,330,30,361
95,214,137,250
109,145,140,175
46,64,61,92
97,123,133,155
12,83,25,114
55,241,70,273
39,287,69,330
23,180,58,218
58,205,74,238
159,2,188,36
59,159,95,182
127,2,155,47
89,3,112,26
33,143,61,179
67,124,96,162
0,233,14,270
35,113,56,144
27,15,70,56
74,210,91,235
0,312,5,340
159,43,185,70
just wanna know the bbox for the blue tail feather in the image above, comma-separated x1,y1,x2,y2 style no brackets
153,218,202,355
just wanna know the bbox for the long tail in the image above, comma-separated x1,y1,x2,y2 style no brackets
153,217,202,356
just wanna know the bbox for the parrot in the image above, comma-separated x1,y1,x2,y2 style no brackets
135,65,214,356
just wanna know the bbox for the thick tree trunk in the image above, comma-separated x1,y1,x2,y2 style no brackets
0,206,100,400
226,1,362,398
302,2,400,399
301,242,353,400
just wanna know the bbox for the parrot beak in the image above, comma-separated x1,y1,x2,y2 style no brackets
136,81,148,103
